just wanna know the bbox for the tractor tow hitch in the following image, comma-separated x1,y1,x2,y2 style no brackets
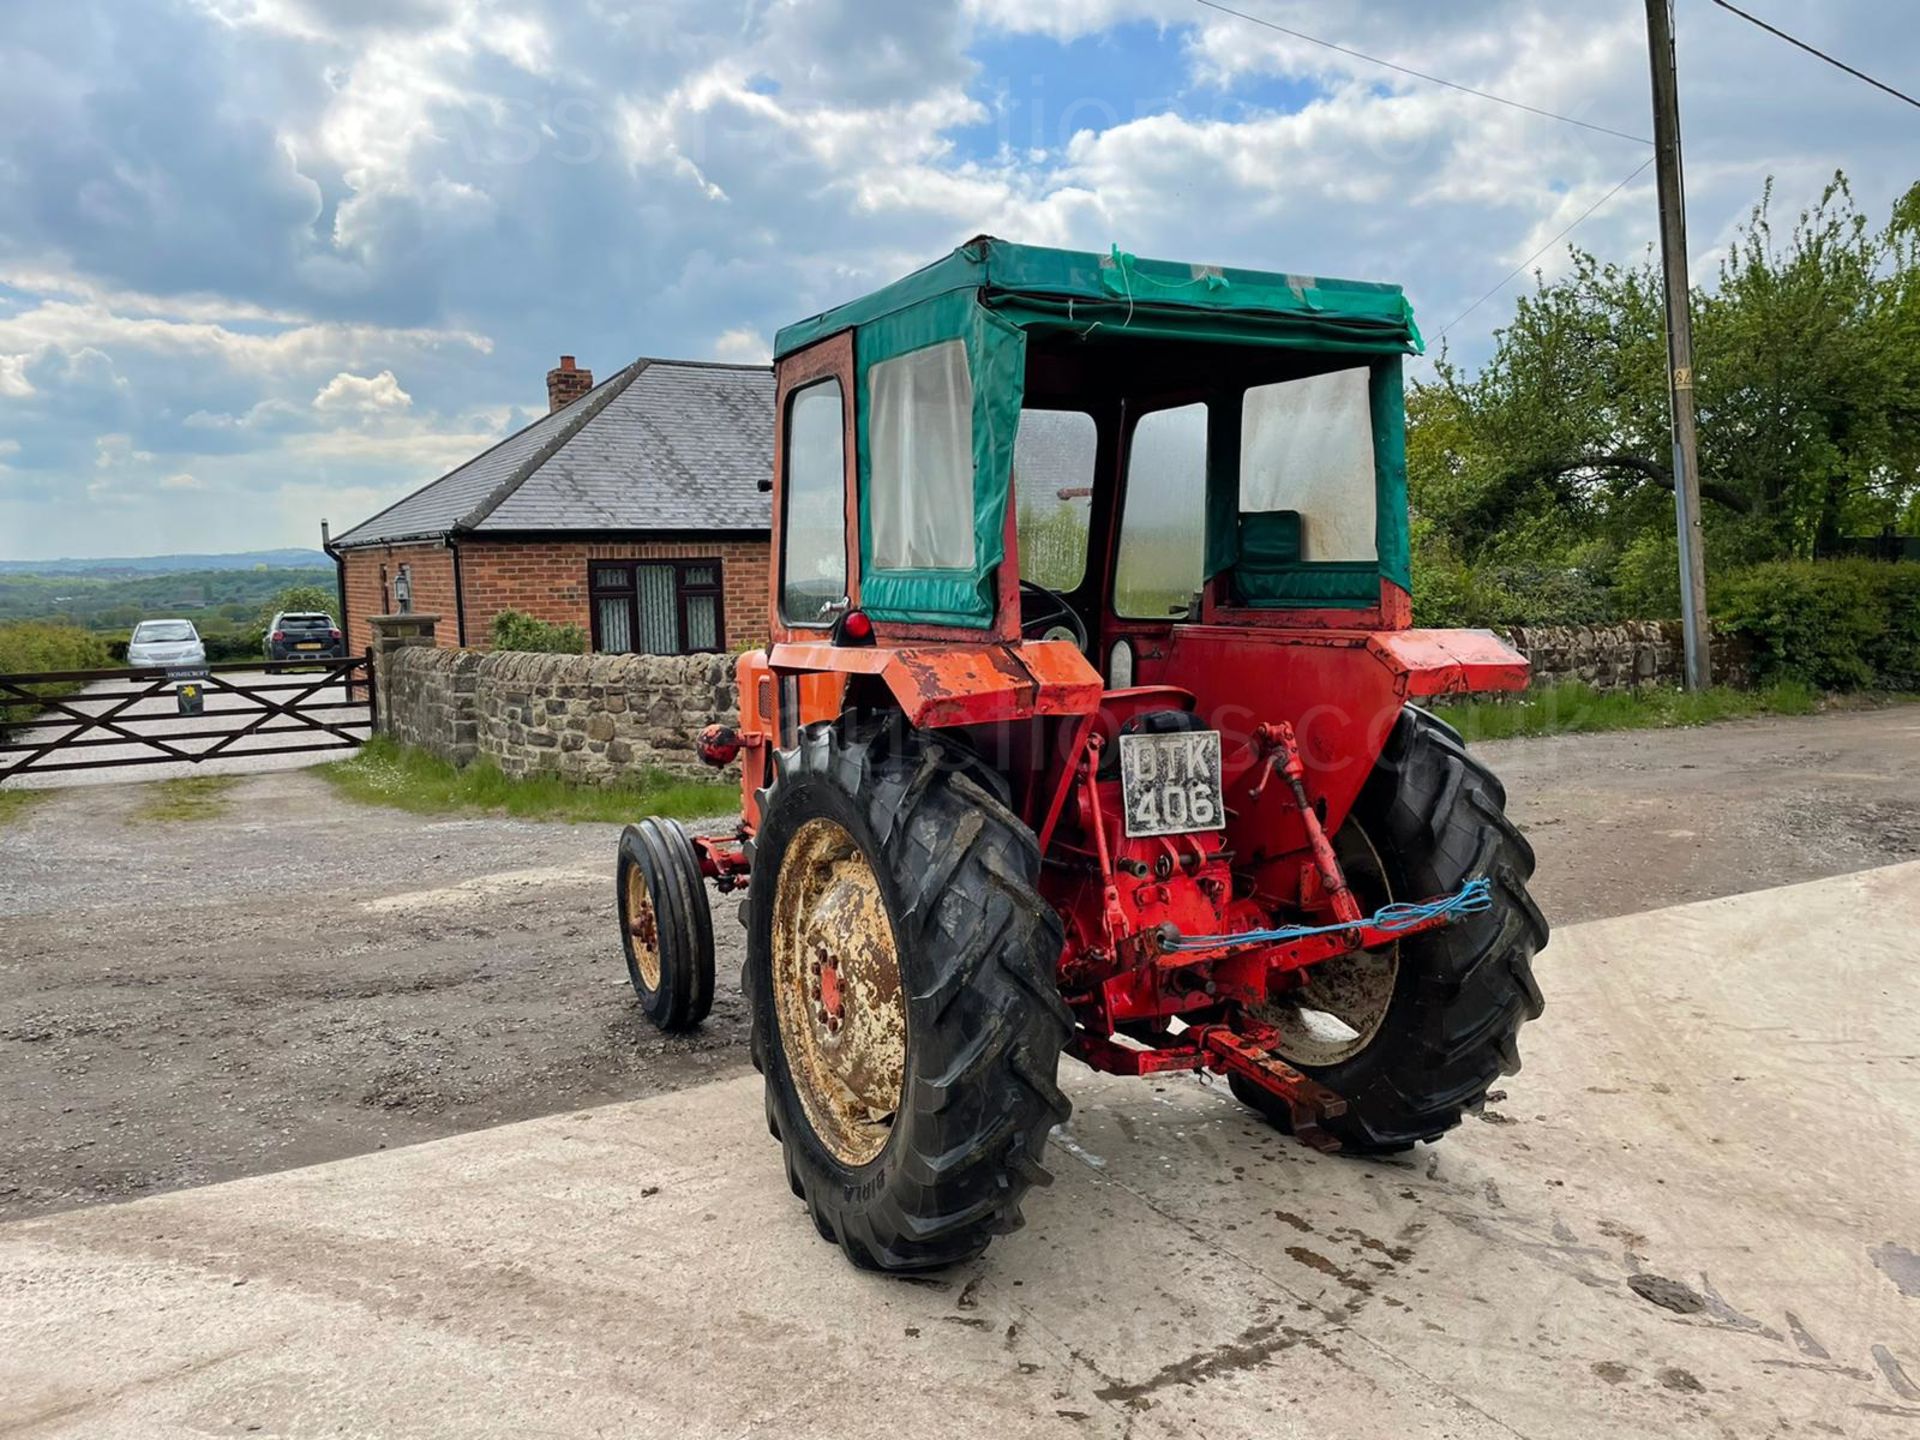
1070,1023,1350,1152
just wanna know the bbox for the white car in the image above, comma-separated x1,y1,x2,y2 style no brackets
127,619,207,668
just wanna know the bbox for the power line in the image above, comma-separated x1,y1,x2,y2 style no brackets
1708,0,1920,111
1437,156,1656,341
1191,0,1652,145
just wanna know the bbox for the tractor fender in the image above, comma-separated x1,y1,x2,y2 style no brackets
1366,628,1530,698
766,639,1103,729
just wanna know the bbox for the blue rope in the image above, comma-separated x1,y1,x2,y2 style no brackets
1164,877,1493,953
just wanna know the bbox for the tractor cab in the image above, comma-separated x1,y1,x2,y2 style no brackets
622,238,1547,1274
769,237,1423,652
745,237,1522,823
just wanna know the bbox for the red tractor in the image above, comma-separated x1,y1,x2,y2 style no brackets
617,238,1547,1271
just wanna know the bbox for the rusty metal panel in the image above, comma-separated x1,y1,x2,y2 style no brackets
767,640,1102,729
1369,628,1530,696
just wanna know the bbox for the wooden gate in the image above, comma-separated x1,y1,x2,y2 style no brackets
0,655,374,782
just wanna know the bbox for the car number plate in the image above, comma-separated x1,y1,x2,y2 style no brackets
296,642,322,651
1117,730,1226,838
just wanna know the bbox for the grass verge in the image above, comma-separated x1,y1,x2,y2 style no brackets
1424,679,1830,743
133,775,243,821
319,735,737,824
0,788,45,827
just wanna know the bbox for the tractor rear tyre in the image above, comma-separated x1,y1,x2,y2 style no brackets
1230,705,1548,1153
745,720,1071,1271
617,817,715,1032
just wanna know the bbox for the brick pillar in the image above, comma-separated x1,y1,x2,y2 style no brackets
367,612,439,734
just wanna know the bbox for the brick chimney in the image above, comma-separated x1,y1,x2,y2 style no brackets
546,355,593,413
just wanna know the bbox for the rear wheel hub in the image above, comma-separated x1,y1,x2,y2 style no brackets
771,817,907,1167
1258,823,1399,1068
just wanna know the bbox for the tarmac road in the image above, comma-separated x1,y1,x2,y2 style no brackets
1,860,1917,1437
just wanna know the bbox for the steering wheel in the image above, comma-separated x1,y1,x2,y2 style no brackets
1018,580,1089,651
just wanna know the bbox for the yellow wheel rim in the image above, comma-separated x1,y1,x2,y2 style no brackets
624,862,663,991
771,817,907,1168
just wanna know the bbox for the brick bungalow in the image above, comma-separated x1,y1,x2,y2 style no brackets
327,356,773,656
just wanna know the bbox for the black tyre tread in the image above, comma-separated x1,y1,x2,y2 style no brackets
616,819,716,1033
747,719,1070,1272
634,820,698,1029
655,820,717,1023
1236,706,1548,1154
650,816,717,1028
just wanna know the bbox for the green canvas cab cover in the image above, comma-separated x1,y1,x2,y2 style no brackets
773,237,1422,627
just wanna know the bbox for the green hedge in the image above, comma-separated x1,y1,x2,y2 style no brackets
0,622,115,727
1715,560,1920,690
489,609,588,655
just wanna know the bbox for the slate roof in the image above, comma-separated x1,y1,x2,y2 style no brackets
333,359,774,548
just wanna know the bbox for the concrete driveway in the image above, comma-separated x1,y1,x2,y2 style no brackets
2,860,1915,1438
1,664,369,789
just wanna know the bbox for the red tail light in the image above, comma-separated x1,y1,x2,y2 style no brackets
271,631,286,642
834,609,874,646
329,629,342,641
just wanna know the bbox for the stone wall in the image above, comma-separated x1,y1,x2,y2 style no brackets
379,645,480,764
373,620,736,782
469,649,737,782
369,613,1755,791
1499,620,1752,691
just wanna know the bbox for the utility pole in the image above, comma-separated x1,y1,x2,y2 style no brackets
1645,0,1711,690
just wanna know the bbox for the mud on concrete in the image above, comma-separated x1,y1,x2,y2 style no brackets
1,704,1915,1223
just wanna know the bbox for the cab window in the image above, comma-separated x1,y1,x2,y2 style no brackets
1014,408,1096,592
1114,403,1207,619
781,378,847,625
867,339,975,571
1239,367,1377,562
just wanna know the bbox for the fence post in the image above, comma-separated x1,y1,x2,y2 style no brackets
366,613,439,735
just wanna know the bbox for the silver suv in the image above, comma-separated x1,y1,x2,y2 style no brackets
127,619,207,668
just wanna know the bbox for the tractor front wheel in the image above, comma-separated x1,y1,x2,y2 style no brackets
1231,705,1548,1153
745,720,1072,1271
616,817,715,1032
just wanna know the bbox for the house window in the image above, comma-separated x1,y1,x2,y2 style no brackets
589,560,724,655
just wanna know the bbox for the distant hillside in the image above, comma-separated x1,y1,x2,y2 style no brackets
0,567,336,632
0,549,331,576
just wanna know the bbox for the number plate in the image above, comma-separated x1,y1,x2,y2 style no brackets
1117,730,1226,838
296,642,322,651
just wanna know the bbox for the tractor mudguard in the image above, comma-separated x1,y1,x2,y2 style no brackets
766,638,1103,729
1367,628,1530,698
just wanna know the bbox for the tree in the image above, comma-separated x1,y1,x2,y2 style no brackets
258,583,339,631
1409,173,1920,623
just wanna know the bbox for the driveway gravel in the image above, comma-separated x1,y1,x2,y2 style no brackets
0,703,1914,1223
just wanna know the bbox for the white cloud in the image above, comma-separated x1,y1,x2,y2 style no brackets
2,0,1916,560
94,434,155,469
159,471,203,489
313,368,413,414
0,301,490,382
710,327,771,364
0,354,33,397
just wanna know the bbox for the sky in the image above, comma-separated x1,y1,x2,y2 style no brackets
0,0,1914,561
